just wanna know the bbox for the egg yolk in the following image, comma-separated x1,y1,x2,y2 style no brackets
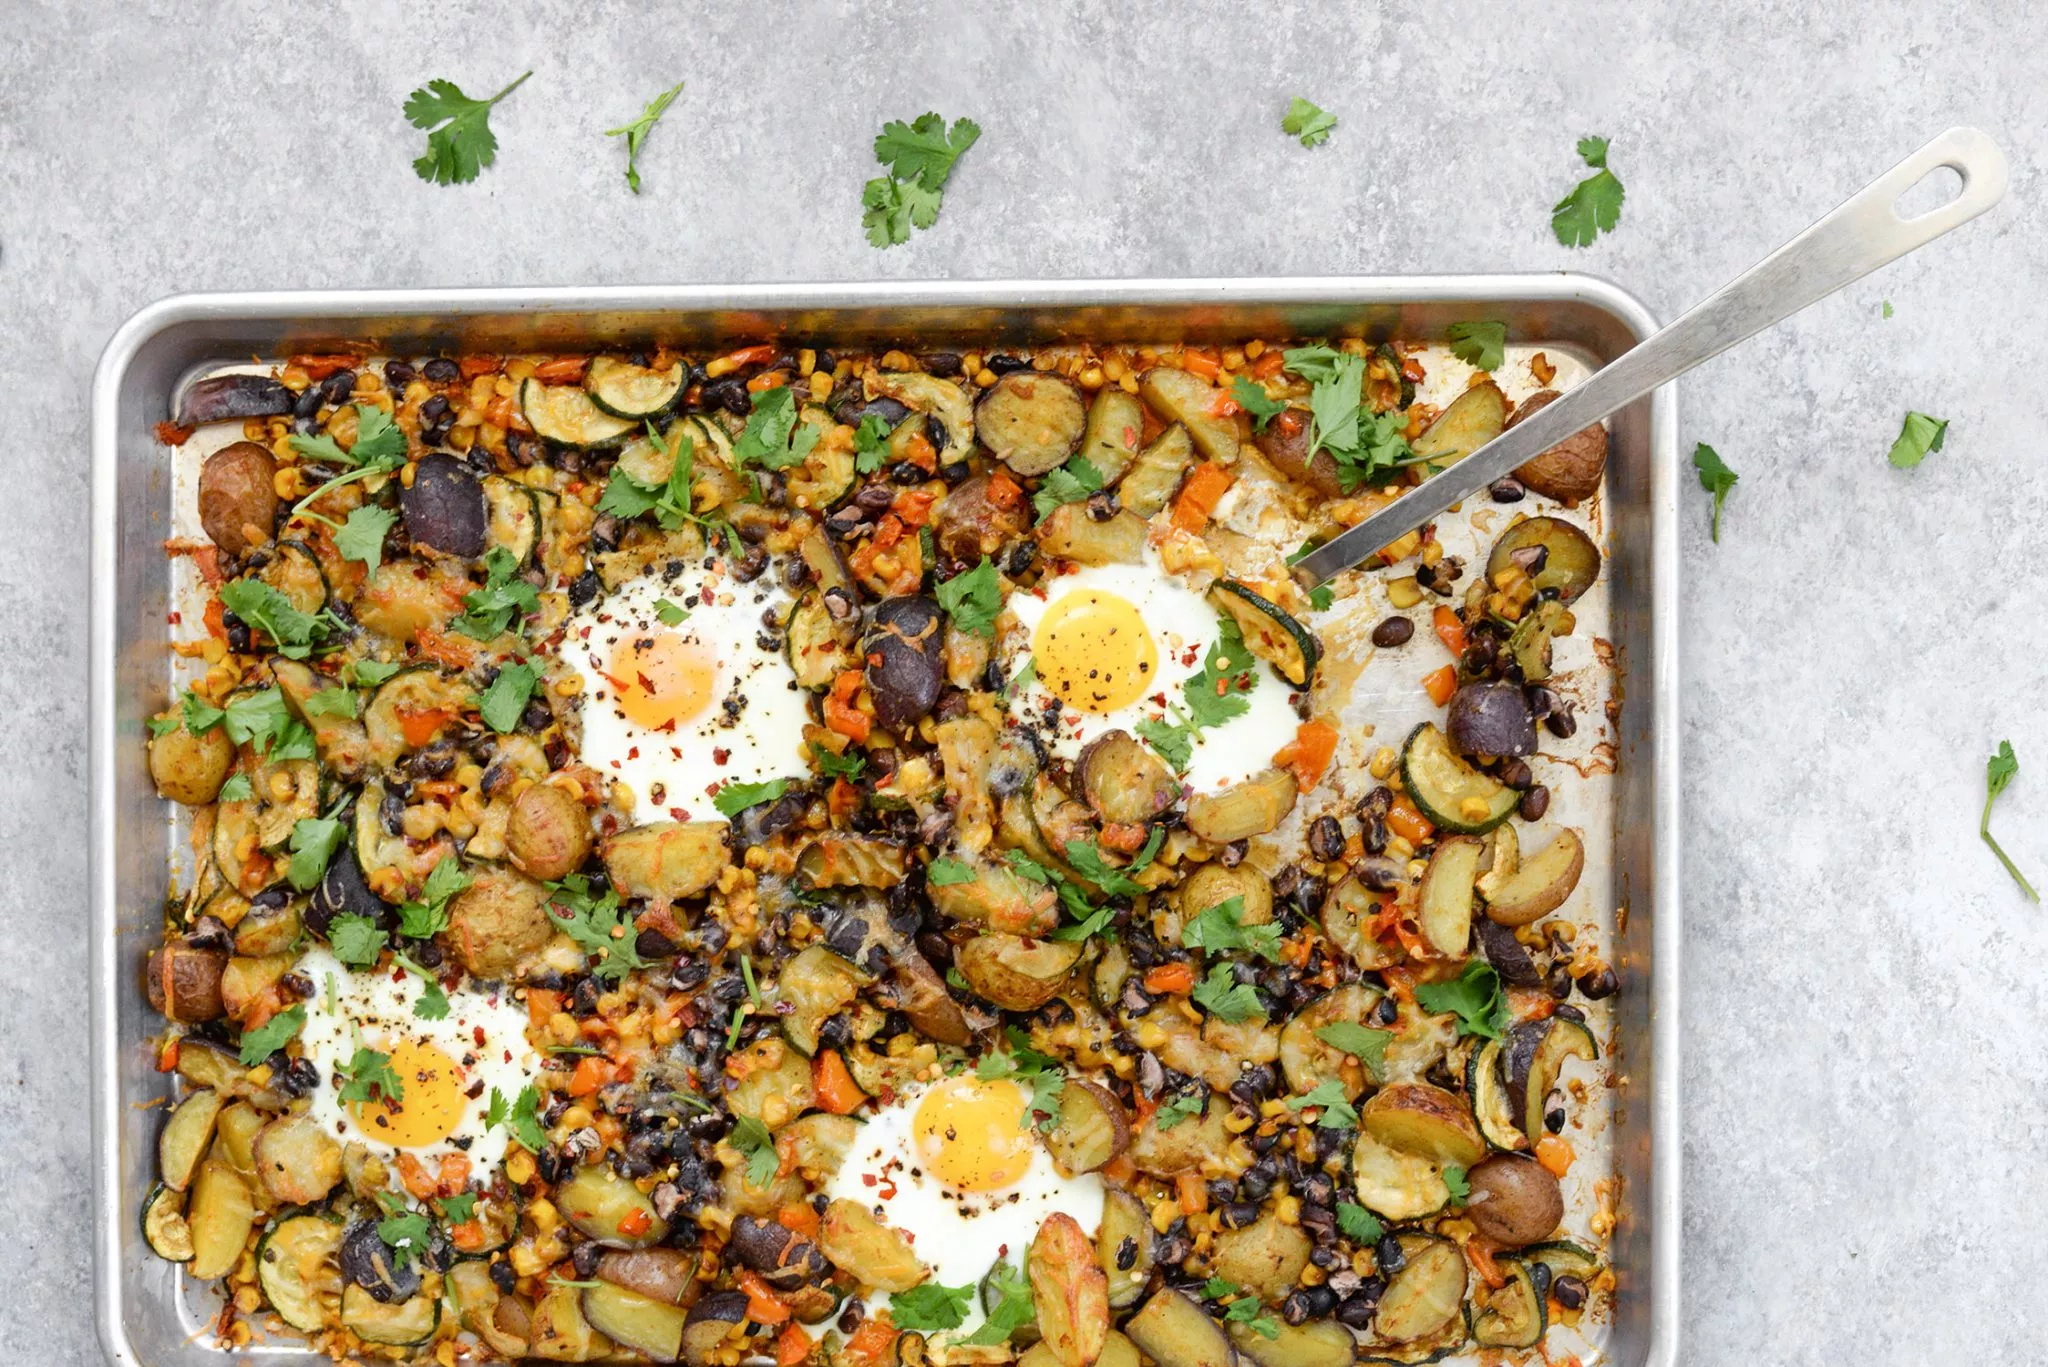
1031,588,1157,714
352,1039,468,1148
913,1076,1037,1192
608,629,718,731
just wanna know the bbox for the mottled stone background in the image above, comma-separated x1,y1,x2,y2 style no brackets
6,2,2042,1362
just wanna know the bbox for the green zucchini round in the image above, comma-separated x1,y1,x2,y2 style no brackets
341,1282,440,1346
141,1183,193,1262
257,1213,343,1333
585,356,685,420
1399,723,1517,834
520,377,635,448
1209,581,1319,686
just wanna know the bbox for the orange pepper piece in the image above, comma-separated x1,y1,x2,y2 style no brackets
1170,461,1234,535
1273,719,1340,790
824,671,870,743
739,1270,792,1324
567,1055,615,1097
811,1050,866,1115
532,356,589,384
1387,796,1435,844
1422,663,1458,706
1534,1136,1575,1176
1143,963,1195,995
1432,605,1468,658
775,1322,812,1366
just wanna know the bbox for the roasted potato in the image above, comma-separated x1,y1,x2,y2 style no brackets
146,943,227,1022
1042,1079,1132,1176
1482,828,1585,926
1411,380,1507,467
819,1199,928,1293
602,821,731,902
933,471,1030,564
1211,1213,1311,1304
252,1113,344,1206
1138,367,1239,465
505,781,593,882
1507,389,1609,503
1251,407,1341,495
1128,1090,1229,1174
954,933,1083,1011
1361,1082,1488,1166
147,717,235,805
1029,1212,1109,1367
445,866,553,980
1464,1154,1565,1246
1077,730,1180,826
1185,769,1298,844
197,440,280,556
1036,503,1148,566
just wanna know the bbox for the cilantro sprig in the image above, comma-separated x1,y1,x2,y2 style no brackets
1203,1278,1280,1339
962,1260,1036,1345
218,580,341,661
1280,346,1417,489
1191,963,1266,1023
732,387,818,474
1552,136,1625,247
396,857,473,939
729,1115,780,1187
1287,1078,1359,1129
1983,740,2038,901
936,557,1003,637
477,660,540,733
1282,97,1337,149
1888,411,1949,469
1413,961,1509,1040
487,1084,547,1152
405,71,532,186
1692,443,1739,542
1031,456,1104,520
546,874,649,983
453,547,540,640
237,1004,305,1065
604,80,683,194
863,112,981,248
336,1045,404,1106
1181,895,1283,963
889,1282,974,1333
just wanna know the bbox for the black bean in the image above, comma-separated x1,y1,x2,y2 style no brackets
1371,616,1415,648
939,461,971,484
1519,785,1551,821
1309,1246,1343,1270
854,484,896,514
1218,1201,1261,1230
922,352,963,377
1509,545,1549,576
1114,1236,1138,1272
1523,684,1561,720
1461,639,1498,675
382,359,417,389
1489,476,1527,502
1496,758,1535,790
1336,1292,1379,1327
1545,962,1575,999
421,358,459,383
1358,787,1393,820
571,1241,604,1277
823,506,868,540
292,386,324,422
1554,1003,1586,1023
1237,1167,1274,1202
418,394,451,423
1545,1100,1568,1133
1376,1234,1406,1274
1371,994,1400,1027
1358,857,1405,893
1297,1172,1335,1207
1004,540,1037,576
1307,814,1346,862
1545,704,1578,740
1288,873,1326,916
704,376,751,415
1553,1275,1588,1310
985,354,1029,375
1577,966,1618,999
1086,490,1121,521
889,461,926,485
318,370,357,405
1153,1232,1192,1267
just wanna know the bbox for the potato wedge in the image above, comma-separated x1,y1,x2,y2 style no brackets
1043,1079,1131,1176
1482,828,1585,926
252,1113,344,1206
955,933,1084,1012
158,1088,223,1192
1507,389,1609,503
1030,1212,1109,1367
1117,425,1195,517
1095,1189,1154,1309
1185,768,1297,844
1037,503,1148,566
186,1158,256,1281
1127,1091,1229,1175
602,821,731,902
1126,1289,1235,1367
1410,380,1507,467
1138,367,1240,465
1361,1082,1487,1166
1416,836,1483,956
819,1199,928,1293
1231,1316,1356,1367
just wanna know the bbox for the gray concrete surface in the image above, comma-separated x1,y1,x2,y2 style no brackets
5,1,2044,1362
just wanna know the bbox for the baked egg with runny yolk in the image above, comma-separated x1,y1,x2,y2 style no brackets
822,1075,1104,1330
559,559,810,824
1003,557,1302,794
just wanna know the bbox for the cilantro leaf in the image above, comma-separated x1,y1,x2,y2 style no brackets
546,875,648,983
1154,1091,1207,1132
453,547,539,640
1314,1021,1393,1081
730,1115,780,1187
1446,321,1507,372
221,688,316,760
1982,740,2038,900
811,742,865,780
301,686,358,719
182,692,226,733
962,1259,1036,1345
1281,96,1337,148
1551,136,1625,247
928,857,976,886
875,113,982,191
1231,376,1287,432
1063,835,1157,898
409,970,450,1021
1182,613,1259,730
1308,583,1334,612
862,174,942,248
477,660,540,734
654,598,689,627
1181,896,1284,963
1692,443,1739,542
288,404,409,469
1337,1201,1384,1244
438,1192,478,1224
1205,1279,1280,1339
405,71,532,186
217,773,253,801
889,1282,974,1333
237,1004,305,1065
327,913,388,967
1413,961,1509,1040
853,414,893,473
1191,963,1265,1023
219,579,335,660
1287,1078,1359,1129
1441,1164,1471,1203
334,504,397,573
286,817,345,891
604,80,683,194
396,856,473,940
487,1084,547,1153
336,1045,404,1105
1032,456,1104,521
734,386,810,471
1135,715,1194,773
377,1207,434,1268
348,659,402,687
714,778,791,818
1888,411,1949,469
936,557,1003,638
596,466,662,520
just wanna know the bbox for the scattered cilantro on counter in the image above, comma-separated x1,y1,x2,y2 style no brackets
864,112,981,248
1282,97,1337,148
1982,740,2038,901
405,71,532,186
1887,411,1949,469
1551,136,1625,247
605,80,683,194
1692,442,1739,542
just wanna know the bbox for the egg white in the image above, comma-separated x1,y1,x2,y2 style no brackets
821,1081,1105,1332
1002,558,1303,794
296,945,540,1177
560,560,809,824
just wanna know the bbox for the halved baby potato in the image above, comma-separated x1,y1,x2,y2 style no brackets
1042,1079,1131,1177
1360,1082,1488,1167
1481,828,1585,926
954,933,1083,1011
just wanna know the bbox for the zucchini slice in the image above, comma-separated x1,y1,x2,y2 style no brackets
1508,1016,1598,1141
364,666,467,769
142,1183,194,1262
1372,1234,1468,1345
257,1214,343,1333
1471,1258,1547,1350
785,414,856,513
775,944,870,1056
251,539,331,615
1077,387,1145,486
341,1283,441,1346
1278,982,1383,1098
157,1088,223,1193
1399,723,1518,834
556,1164,669,1248
1522,1239,1603,1283
585,356,685,420
1209,581,1319,687
1320,875,1403,971
1350,1130,1451,1222
1466,1038,1527,1152
1486,515,1601,606
580,1281,688,1360
520,377,635,448
482,476,542,567
783,590,858,688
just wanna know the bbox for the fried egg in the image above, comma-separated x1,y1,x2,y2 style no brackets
822,1075,1104,1326
1003,557,1302,793
561,559,809,823
296,945,540,1178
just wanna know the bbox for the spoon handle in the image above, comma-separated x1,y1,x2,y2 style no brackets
1292,126,2008,587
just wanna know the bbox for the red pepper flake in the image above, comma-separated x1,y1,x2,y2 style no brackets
713,748,730,765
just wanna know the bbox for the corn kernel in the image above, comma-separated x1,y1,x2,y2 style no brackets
401,804,442,841
1276,1195,1302,1225
454,763,485,789
528,1198,559,1233
808,370,833,402
505,1150,535,1184
1386,576,1424,609
1078,366,1105,390
1150,1200,1179,1234
1459,796,1492,822
1244,340,1266,360
355,371,385,395
1368,746,1397,780
974,368,998,388
1119,373,1140,394
1134,1022,1168,1051
400,461,418,489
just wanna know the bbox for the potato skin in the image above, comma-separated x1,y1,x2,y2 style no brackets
602,821,730,902
147,944,227,1022
1464,1153,1565,1246
1251,408,1342,496
148,720,234,805
1507,390,1608,503
506,782,593,882
933,471,1030,564
445,867,553,980
197,441,280,557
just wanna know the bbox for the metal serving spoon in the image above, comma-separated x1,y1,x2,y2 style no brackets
1290,126,2009,587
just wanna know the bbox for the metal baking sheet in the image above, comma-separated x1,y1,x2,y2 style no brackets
90,278,1681,1367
